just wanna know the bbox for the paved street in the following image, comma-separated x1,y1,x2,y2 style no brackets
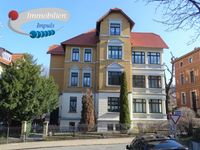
28,144,126,150
0,138,132,150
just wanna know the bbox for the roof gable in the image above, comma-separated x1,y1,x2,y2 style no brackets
96,8,135,35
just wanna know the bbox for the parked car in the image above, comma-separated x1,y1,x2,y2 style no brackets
126,134,188,150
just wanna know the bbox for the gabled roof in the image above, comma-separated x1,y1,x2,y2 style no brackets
61,29,98,47
96,8,135,34
47,45,65,55
131,32,168,49
53,29,168,51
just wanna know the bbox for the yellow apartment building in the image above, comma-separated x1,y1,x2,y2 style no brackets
48,8,168,132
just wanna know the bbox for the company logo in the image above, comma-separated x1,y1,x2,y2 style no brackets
8,8,69,38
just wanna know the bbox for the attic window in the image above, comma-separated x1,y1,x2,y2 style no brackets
110,23,120,35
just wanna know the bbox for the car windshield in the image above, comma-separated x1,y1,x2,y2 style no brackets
147,139,186,150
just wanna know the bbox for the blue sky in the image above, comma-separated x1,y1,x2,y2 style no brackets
0,0,199,80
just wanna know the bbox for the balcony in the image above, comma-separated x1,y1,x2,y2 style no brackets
132,64,164,70
133,113,166,119
132,88,165,95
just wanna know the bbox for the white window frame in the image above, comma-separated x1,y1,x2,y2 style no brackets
181,92,186,105
106,63,124,86
71,47,80,62
82,67,92,87
109,20,122,36
84,48,92,62
69,67,79,87
132,50,145,64
107,39,124,60
147,52,161,64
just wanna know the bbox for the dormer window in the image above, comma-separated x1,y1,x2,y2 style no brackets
110,22,121,36
2,52,12,62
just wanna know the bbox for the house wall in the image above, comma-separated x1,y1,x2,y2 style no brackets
175,49,200,112
49,54,65,92
63,46,97,93
59,92,83,126
98,12,132,92
49,10,167,131
99,12,131,37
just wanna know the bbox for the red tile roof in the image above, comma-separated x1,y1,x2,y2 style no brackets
0,47,23,66
131,32,168,49
12,53,24,61
0,53,23,65
47,45,65,55
52,29,168,51
96,8,135,32
61,29,98,47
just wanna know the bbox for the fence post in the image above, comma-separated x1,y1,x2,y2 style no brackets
43,121,49,139
21,121,27,142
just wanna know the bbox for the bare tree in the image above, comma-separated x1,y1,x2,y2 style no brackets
144,0,200,42
177,107,196,136
164,52,175,114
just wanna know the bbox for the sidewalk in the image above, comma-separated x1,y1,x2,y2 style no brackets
0,137,133,150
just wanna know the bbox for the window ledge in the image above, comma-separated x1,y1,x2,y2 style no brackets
68,111,77,113
84,62,92,63
106,85,120,87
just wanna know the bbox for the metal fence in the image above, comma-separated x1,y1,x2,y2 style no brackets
0,126,21,144
0,121,200,145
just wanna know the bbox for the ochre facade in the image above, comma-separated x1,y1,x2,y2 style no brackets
48,8,168,132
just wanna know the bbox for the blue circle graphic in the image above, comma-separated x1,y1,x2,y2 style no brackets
41,31,45,37
51,30,55,35
45,31,49,36
30,31,37,38
36,31,41,38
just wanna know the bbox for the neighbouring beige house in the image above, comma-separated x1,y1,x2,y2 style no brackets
48,8,169,132
0,47,23,76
